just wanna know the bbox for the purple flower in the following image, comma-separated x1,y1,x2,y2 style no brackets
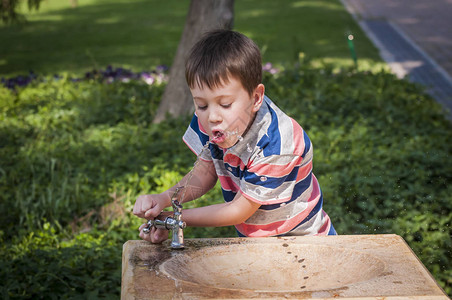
141,73,155,85
156,65,169,73
1,65,170,89
262,62,279,75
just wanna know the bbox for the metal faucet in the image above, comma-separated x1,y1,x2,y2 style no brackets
142,189,186,249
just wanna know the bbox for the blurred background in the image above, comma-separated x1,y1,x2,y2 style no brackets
0,0,450,298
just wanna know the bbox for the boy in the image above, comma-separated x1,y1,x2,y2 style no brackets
133,30,336,243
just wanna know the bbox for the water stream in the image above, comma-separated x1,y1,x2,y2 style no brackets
176,141,210,203
177,129,244,203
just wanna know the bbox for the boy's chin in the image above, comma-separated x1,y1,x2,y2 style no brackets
211,137,236,148
211,140,229,148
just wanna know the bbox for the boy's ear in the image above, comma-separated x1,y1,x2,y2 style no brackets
252,84,265,112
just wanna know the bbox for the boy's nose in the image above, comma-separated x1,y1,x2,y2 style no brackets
208,108,222,123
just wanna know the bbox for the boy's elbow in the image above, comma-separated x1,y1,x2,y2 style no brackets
228,199,260,225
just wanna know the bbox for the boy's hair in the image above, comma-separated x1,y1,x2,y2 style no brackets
185,29,262,96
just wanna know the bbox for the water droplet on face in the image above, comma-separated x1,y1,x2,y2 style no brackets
246,143,253,152
225,129,238,138
260,176,267,182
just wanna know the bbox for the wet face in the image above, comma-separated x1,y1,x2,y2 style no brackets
190,76,264,148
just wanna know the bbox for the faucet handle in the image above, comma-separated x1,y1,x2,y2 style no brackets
172,199,183,213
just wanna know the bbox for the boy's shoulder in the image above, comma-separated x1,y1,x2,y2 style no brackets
255,96,308,157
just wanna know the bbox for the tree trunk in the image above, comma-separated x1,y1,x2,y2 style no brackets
153,0,234,123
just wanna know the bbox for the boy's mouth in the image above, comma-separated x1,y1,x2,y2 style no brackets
211,130,226,144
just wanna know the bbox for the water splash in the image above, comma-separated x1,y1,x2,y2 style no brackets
246,143,253,152
224,129,239,138
178,141,210,203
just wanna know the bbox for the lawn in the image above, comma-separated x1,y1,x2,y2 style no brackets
0,0,384,77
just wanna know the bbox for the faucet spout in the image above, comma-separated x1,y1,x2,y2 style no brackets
170,199,186,248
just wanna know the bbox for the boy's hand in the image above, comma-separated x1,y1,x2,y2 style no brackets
138,223,169,243
133,193,169,219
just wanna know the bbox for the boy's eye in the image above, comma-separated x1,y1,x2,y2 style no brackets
221,103,231,108
197,105,207,110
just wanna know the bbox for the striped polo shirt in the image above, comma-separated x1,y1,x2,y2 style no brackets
183,96,335,237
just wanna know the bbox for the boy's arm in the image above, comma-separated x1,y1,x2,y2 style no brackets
136,158,217,220
180,192,261,227
165,158,218,204
139,192,259,244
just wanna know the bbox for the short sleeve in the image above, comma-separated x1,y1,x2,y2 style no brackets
182,113,212,161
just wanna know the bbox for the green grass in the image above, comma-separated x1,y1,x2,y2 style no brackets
1,0,189,76
0,0,384,77
236,0,382,69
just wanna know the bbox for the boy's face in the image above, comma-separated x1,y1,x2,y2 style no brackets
190,76,264,148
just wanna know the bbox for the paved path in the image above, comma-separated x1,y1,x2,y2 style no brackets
341,0,452,117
